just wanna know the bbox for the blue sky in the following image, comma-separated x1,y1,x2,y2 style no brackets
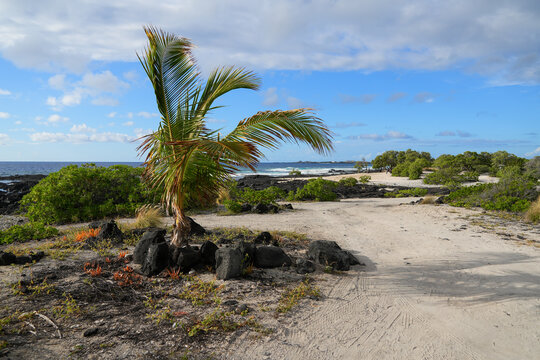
0,0,539,162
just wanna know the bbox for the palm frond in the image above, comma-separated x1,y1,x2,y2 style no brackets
224,109,334,155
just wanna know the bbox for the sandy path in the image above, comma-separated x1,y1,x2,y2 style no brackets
192,199,539,360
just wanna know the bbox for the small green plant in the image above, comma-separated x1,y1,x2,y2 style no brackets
12,278,56,297
276,279,321,313
187,309,241,337
338,177,358,187
179,277,223,306
53,293,81,319
0,222,59,245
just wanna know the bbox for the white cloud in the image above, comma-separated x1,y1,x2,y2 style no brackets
127,112,133,119
48,74,66,90
525,147,540,157
30,131,132,143
123,71,138,82
137,111,158,118
0,112,10,119
14,120,22,125
0,133,9,145
0,89,11,95
334,122,366,128
107,112,117,118
47,114,69,123
91,97,119,106
286,96,304,109
349,131,413,141
262,87,279,106
134,128,152,138
45,71,127,109
70,124,96,133
123,121,134,126
1,2,539,84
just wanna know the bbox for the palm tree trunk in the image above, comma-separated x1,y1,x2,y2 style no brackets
171,210,191,247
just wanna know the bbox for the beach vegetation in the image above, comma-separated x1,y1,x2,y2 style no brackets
276,279,320,313
444,171,538,212
0,222,59,245
20,164,158,224
338,177,358,187
289,168,302,176
524,156,540,180
137,26,332,247
130,205,164,229
358,175,371,183
288,178,338,201
354,158,369,172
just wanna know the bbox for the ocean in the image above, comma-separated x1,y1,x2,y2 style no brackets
0,161,358,178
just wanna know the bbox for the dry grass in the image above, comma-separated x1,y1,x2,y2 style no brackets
525,195,540,223
130,205,164,229
420,195,437,205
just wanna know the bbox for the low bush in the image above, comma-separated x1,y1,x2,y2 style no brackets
423,168,478,186
358,175,371,184
524,156,540,180
130,206,164,229
20,164,159,224
223,199,244,213
338,177,358,187
288,178,338,201
229,186,286,205
384,188,428,198
0,222,59,245
444,174,538,212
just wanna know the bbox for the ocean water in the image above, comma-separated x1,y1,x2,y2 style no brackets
0,161,358,178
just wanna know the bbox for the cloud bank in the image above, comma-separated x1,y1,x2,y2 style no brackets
0,1,538,85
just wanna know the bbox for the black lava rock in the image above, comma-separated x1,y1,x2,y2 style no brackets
133,228,167,264
254,246,292,268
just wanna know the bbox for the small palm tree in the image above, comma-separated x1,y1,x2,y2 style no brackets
137,27,333,247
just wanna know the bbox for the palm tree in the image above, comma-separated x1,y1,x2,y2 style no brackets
137,26,333,247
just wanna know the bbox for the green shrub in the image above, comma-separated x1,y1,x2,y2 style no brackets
0,222,59,245
289,178,338,201
408,158,429,180
338,177,358,187
358,175,371,183
223,199,243,213
391,162,410,177
229,186,286,205
399,188,428,197
20,164,159,224
444,174,538,212
423,168,477,186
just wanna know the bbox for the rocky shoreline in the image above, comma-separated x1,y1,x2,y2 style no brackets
0,174,46,215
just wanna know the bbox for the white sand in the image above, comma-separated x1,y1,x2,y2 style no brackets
321,171,499,188
192,199,540,360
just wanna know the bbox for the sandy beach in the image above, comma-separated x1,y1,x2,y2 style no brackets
190,198,540,360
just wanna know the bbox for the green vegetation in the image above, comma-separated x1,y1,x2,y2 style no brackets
338,177,358,187
444,172,537,212
524,156,540,180
384,188,428,198
20,164,157,224
289,168,302,176
138,27,332,247
0,222,59,245
373,149,432,179
354,158,369,172
358,175,371,183
276,279,321,313
224,186,286,213
287,178,338,201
